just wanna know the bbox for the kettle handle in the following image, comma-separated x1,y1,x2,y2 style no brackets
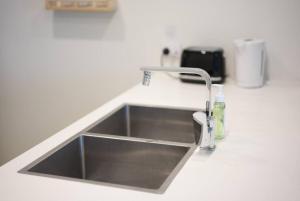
260,47,266,80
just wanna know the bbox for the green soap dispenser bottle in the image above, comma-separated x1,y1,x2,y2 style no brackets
213,84,225,140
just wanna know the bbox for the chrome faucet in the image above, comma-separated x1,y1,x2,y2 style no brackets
141,67,215,150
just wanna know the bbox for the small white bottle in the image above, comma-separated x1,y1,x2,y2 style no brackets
212,84,225,140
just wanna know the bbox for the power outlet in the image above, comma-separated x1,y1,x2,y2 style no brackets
161,25,182,67
162,41,182,57
161,40,182,67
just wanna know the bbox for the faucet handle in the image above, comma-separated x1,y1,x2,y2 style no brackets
193,112,209,147
193,111,215,149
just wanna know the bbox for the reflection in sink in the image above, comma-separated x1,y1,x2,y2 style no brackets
20,135,194,193
87,105,197,143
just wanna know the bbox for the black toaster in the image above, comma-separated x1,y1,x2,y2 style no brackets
180,47,225,84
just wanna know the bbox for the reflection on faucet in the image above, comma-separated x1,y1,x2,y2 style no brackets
142,71,152,86
141,66,215,150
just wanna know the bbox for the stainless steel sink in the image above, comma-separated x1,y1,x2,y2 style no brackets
20,134,195,193
86,105,197,143
20,105,200,193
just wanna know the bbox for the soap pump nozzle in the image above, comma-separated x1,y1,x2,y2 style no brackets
213,84,225,102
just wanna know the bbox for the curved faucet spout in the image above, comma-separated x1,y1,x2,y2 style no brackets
140,66,215,149
141,67,212,116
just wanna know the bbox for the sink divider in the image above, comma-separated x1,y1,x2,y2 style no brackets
79,136,86,179
125,105,131,137
83,132,196,148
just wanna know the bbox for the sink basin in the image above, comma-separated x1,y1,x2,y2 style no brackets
86,105,197,143
20,134,194,193
20,105,202,193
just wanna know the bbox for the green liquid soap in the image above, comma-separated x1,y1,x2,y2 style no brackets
212,84,226,140
213,102,225,140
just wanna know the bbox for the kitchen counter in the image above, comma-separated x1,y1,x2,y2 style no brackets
1,73,300,201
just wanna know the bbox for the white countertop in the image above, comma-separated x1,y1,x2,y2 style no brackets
1,74,300,201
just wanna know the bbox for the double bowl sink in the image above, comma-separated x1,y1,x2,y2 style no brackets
20,105,202,193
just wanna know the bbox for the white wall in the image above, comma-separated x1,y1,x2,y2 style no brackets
0,0,299,165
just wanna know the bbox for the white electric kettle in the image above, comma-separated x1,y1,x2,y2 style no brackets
234,39,266,88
